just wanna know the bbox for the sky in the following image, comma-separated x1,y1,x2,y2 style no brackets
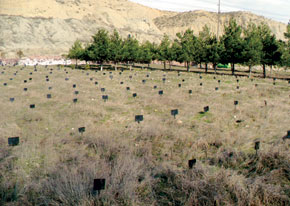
130,0,290,24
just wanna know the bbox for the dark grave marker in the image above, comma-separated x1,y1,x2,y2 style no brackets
10,98,15,102
182,79,185,82
126,87,130,91
178,84,181,88
146,74,149,78
283,131,290,140
10,78,13,81
234,101,239,106
188,159,196,169
254,141,260,155
90,78,93,81
3,83,7,86
30,104,35,109
109,75,113,80
120,82,124,85
50,72,52,74
218,80,221,84
135,115,143,123
73,98,78,103
129,75,132,79
73,84,76,88
78,127,86,134
46,75,49,78
189,90,192,94
8,137,19,146
255,84,258,87
162,78,166,83
133,93,137,98
171,109,179,118
103,73,106,75
251,79,254,82
29,78,32,81
48,87,52,90
200,76,202,79
65,78,69,81
237,79,239,83
237,86,239,90
95,81,98,85
200,83,203,86
204,106,209,113
215,87,219,91
93,179,106,194
46,78,49,82
47,94,52,99
24,88,28,91
154,86,157,89
66,72,68,74
101,88,105,92
142,80,146,84
119,72,122,75
75,91,79,95
273,82,276,85
213,77,216,79
158,90,163,96
102,95,108,102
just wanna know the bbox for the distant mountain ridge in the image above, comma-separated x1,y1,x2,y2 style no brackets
0,0,287,58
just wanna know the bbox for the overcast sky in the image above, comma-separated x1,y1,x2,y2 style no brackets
130,0,290,23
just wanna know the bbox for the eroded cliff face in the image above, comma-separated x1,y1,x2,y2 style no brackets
0,0,287,58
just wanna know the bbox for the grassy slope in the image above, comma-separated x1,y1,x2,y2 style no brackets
0,64,289,205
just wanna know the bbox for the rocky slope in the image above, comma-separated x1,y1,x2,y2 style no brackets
0,0,287,58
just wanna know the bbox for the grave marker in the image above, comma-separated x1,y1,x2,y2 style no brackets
73,84,76,88
30,104,35,109
24,88,28,91
255,141,260,155
171,109,178,118
10,98,15,102
48,87,52,90
101,88,105,92
158,90,163,96
102,95,108,102
126,87,130,91
75,91,79,95
204,106,209,113
189,90,192,94
154,86,157,89
3,83,7,86
215,87,219,91
135,115,143,123
47,94,52,99
200,83,203,86
8,137,19,146
78,127,86,133
65,78,69,81
133,93,137,98
188,159,196,169
93,179,106,194
73,98,78,103
178,84,181,88
142,80,146,84
95,81,98,85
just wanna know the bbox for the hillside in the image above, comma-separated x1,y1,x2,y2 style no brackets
0,0,287,58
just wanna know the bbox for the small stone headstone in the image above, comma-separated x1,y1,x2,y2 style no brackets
75,91,79,95
162,78,166,83
73,98,78,103
237,86,239,90
3,83,7,86
95,81,98,85
142,80,146,84
109,75,113,80
90,78,93,81
204,106,209,113
135,115,143,123
10,98,15,102
120,82,124,85
154,86,157,89
189,90,192,94
234,101,239,105
102,95,108,102
93,179,106,192
30,104,35,109
24,88,28,91
178,84,181,88
126,87,130,91
73,84,76,88
46,78,49,82
171,109,178,118
200,83,203,86
215,87,219,91
158,90,163,96
78,127,86,133
255,141,260,155
48,87,52,90
188,159,196,169
47,94,52,99
200,76,202,79
29,78,32,81
218,80,221,84
101,88,105,92
133,93,137,98
65,78,69,81
8,137,19,146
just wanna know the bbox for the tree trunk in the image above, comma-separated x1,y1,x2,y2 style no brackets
148,63,150,69
263,64,266,78
205,63,208,73
249,65,252,78
200,63,202,69
214,64,217,74
187,61,190,72
169,62,172,70
75,59,78,68
163,61,166,70
231,63,235,75
130,65,132,71
270,65,273,77
115,62,117,71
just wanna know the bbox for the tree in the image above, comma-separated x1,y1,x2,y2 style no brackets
258,24,282,78
197,25,212,73
282,23,290,69
208,35,223,74
138,41,154,69
121,35,139,71
242,23,263,77
158,34,171,70
175,29,197,72
87,29,110,71
109,30,123,71
220,18,243,75
16,50,24,59
68,40,84,67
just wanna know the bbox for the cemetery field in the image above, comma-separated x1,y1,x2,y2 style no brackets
0,65,289,205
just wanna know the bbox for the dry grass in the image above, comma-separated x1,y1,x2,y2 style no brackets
0,64,289,205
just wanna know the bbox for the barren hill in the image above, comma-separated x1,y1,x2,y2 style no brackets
0,0,287,58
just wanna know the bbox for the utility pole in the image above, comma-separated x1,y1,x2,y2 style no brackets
217,0,221,39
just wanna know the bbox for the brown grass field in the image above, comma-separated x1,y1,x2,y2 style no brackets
0,64,289,205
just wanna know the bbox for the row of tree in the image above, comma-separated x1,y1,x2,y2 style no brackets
68,18,290,78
